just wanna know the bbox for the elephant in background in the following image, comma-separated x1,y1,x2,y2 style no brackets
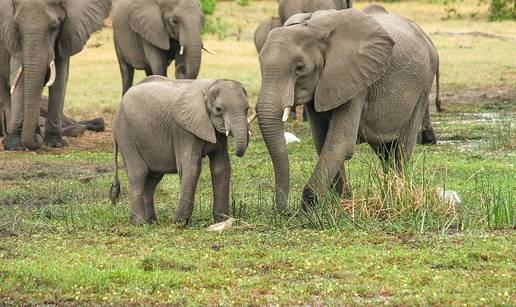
279,0,352,23
254,0,353,54
0,43,104,140
254,17,282,54
256,7,441,212
113,0,205,96
110,76,252,224
0,0,112,151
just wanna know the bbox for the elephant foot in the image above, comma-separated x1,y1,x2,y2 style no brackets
78,117,105,132
301,188,318,211
173,215,191,226
130,213,157,225
43,133,68,148
62,125,87,138
2,133,43,151
420,128,437,145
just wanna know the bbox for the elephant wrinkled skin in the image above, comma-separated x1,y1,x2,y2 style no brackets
256,7,441,212
110,76,251,225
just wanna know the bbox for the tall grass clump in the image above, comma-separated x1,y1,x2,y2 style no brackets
228,149,514,233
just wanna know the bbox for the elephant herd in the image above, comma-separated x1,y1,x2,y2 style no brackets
0,0,442,225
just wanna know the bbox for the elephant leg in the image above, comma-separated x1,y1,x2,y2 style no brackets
142,41,168,77
397,93,428,174
128,172,148,225
371,141,400,173
143,172,163,224
125,155,151,224
44,57,70,148
115,41,134,96
305,102,351,198
209,147,231,222
0,77,9,137
302,93,365,210
420,102,436,145
77,117,105,132
3,58,27,150
174,153,202,224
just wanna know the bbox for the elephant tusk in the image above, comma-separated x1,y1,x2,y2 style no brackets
282,107,291,122
179,46,184,56
202,47,216,54
225,129,230,136
10,67,23,95
45,61,56,87
248,130,252,136
247,112,257,124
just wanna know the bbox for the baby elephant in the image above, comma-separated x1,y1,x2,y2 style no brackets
110,76,253,224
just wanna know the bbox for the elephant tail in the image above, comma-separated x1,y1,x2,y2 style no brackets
435,59,442,113
109,140,121,205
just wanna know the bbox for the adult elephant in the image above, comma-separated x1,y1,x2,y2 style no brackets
0,0,112,151
254,17,282,54
279,0,352,24
256,7,441,212
0,46,105,140
255,0,353,54
113,0,205,95
362,4,440,143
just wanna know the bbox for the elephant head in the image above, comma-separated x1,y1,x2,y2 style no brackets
205,80,251,157
256,9,394,211
129,0,204,79
0,0,111,149
165,79,250,157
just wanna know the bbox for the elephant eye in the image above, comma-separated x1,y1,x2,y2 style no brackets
49,21,59,31
295,63,305,74
170,17,179,25
215,106,223,114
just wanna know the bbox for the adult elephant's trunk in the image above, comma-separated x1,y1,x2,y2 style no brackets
21,36,51,150
180,28,202,79
230,115,249,157
256,79,291,213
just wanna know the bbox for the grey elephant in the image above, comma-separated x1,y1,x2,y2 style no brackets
254,0,352,54
256,7,441,212
0,42,104,139
279,0,352,24
113,0,205,96
362,4,440,144
110,76,253,224
0,0,111,151
254,17,282,54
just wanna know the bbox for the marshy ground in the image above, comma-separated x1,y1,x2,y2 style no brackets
0,1,514,304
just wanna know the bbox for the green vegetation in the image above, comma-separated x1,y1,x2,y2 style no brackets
489,0,516,21
0,0,514,304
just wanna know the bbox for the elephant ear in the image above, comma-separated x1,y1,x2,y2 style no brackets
309,9,394,112
128,0,170,50
58,0,112,57
0,0,19,54
171,81,217,144
284,13,312,26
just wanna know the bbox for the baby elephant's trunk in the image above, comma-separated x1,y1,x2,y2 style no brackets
231,115,249,157
109,140,121,205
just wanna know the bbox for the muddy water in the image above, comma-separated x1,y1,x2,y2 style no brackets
434,112,515,148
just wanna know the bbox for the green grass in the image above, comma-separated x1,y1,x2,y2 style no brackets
0,0,515,304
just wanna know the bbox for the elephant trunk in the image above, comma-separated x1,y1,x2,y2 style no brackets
256,80,291,213
230,114,249,157
21,35,50,150
181,28,202,79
